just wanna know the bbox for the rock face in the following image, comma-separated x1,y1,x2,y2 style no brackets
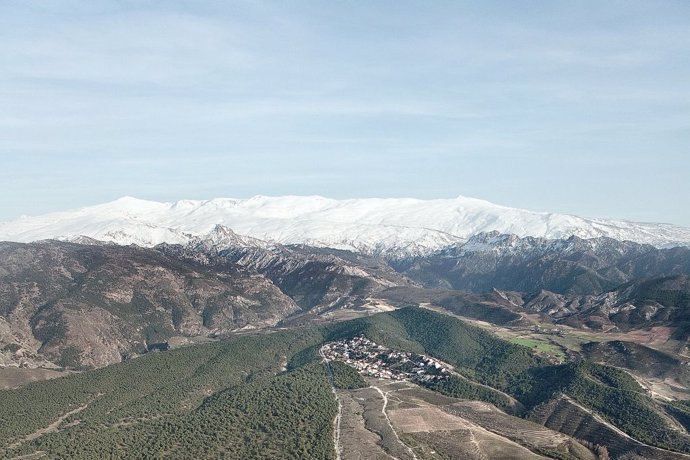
0,241,299,369
158,225,416,312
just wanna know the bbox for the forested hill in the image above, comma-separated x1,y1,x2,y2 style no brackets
3,307,690,459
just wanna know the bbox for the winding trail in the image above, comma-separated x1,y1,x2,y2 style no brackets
9,403,89,450
320,346,343,460
370,385,419,460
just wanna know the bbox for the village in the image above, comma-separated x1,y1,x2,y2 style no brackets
321,336,451,383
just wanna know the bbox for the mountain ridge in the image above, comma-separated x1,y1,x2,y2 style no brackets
1,195,689,257
395,232,690,295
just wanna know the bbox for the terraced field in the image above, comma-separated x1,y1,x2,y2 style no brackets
442,400,594,458
336,377,594,460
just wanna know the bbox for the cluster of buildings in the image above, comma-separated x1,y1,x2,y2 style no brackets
531,325,563,336
321,335,450,382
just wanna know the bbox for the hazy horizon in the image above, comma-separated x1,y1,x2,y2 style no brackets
2,1,689,226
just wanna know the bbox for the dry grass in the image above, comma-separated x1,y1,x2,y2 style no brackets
337,389,395,460
0,368,71,390
388,406,468,433
335,377,592,459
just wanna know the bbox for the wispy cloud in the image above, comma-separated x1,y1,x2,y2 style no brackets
0,1,688,225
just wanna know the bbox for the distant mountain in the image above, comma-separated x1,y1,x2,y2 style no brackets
1,195,689,258
395,232,690,295
160,225,415,312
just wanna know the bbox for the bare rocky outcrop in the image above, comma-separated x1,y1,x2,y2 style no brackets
0,241,299,369
158,225,417,312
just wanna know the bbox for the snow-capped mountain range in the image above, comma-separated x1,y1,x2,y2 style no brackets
1,195,689,257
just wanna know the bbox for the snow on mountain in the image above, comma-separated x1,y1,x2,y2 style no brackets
1,195,689,257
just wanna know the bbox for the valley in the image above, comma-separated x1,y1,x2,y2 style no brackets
2,223,690,458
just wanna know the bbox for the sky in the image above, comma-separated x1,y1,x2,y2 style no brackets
1,1,689,225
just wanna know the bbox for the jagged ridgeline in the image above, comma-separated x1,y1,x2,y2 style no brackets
2,308,690,459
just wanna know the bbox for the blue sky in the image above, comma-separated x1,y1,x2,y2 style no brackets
1,1,689,225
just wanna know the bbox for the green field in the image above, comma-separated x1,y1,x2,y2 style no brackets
508,337,567,361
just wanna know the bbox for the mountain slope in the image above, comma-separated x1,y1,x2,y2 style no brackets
580,340,690,389
158,227,415,312
520,275,690,334
0,238,417,370
0,241,299,369
1,195,689,257
395,232,690,295
0,329,336,459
